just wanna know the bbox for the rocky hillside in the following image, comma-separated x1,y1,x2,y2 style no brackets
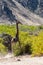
16,0,43,17
0,0,43,25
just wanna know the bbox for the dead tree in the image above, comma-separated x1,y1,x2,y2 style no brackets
12,21,22,49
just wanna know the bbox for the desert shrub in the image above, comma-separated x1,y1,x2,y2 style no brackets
24,43,32,54
12,32,32,56
0,43,7,55
12,42,32,56
0,38,8,55
12,42,25,56
0,25,16,37
31,32,43,56
0,25,43,56
38,26,43,30
2,34,12,52
19,25,38,32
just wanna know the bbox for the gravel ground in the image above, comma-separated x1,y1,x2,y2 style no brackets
0,54,43,65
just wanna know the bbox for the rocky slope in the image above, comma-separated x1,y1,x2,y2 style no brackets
0,0,43,25
16,0,43,17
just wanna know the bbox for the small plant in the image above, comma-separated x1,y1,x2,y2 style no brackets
12,42,24,56
0,43,7,55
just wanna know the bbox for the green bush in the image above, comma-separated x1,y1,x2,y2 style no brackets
0,43,7,55
31,32,43,56
12,43,24,56
12,32,32,56
13,30,43,56
0,25,43,56
12,42,32,56
0,38,7,55
24,43,32,54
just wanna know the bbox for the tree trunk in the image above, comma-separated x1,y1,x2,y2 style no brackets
16,22,21,48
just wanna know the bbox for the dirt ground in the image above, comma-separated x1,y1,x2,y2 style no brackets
0,53,43,65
